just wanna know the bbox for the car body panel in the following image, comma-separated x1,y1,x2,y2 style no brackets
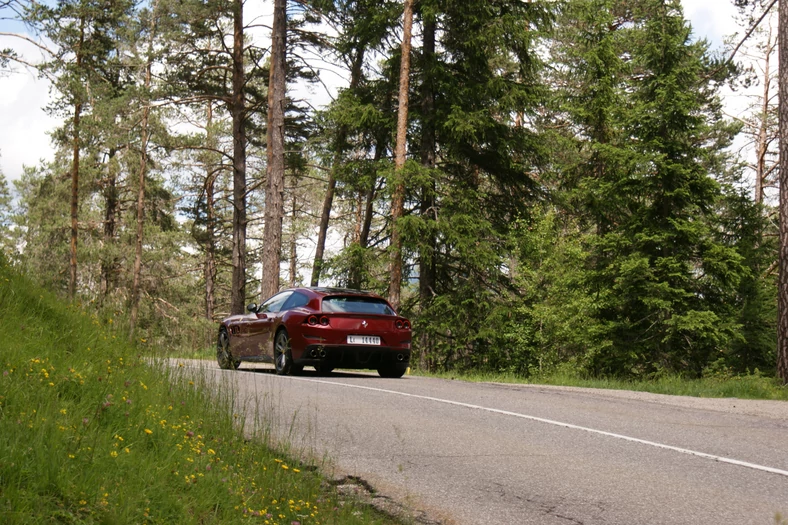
218,288,411,375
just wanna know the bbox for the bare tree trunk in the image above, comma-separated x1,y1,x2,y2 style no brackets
388,0,414,311
418,12,436,370
354,191,363,243
262,0,287,300
349,128,388,289
129,84,151,340
360,182,377,249
778,0,788,383
757,20,776,205
311,50,366,286
205,103,217,321
205,169,216,320
69,102,81,300
311,171,335,287
68,18,85,300
289,193,298,287
128,120,148,340
230,0,247,314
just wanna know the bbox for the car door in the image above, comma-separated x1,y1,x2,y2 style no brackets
251,291,293,359
237,291,292,359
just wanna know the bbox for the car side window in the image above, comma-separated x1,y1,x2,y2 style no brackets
259,291,292,313
281,291,309,311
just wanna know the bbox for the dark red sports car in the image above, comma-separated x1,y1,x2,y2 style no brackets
217,287,412,378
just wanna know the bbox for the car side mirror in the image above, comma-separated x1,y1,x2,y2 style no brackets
246,303,258,313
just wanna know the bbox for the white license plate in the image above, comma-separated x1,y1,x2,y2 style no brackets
347,335,381,345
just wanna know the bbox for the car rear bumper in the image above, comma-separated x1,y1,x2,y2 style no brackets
295,344,410,369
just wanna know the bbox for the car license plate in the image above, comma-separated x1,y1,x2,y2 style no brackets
347,335,381,345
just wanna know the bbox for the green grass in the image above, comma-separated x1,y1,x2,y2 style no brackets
0,261,397,524
412,368,788,401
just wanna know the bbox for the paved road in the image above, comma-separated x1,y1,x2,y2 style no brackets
179,360,788,525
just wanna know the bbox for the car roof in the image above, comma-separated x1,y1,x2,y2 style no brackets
293,287,384,299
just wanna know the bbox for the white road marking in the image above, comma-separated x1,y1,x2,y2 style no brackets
282,375,788,479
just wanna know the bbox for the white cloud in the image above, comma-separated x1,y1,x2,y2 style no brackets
0,35,58,183
682,0,739,50
0,71,57,181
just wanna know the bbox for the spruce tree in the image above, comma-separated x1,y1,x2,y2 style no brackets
586,0,744,376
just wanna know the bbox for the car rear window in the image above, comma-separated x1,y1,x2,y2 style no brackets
322,296,395,315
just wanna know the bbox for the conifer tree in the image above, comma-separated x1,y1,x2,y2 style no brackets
585,0,744,376
24,0,134,298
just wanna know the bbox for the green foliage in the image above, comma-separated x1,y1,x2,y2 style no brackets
536,0,766,379
3,0,779,385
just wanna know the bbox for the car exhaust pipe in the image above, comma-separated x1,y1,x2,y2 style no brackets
319,348,327,358
310,348,318,358
397,353,405,362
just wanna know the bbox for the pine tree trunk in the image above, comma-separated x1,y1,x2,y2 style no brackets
128,121,148,341
311,50,366,287
230,0,247,314
289,193,298,287
129,73,153,340
100,148,118,299
354,191,363,243
349,129,387,289
129,0,159,341
68,18,85,300
418,12,436,370
205,170,216,321
261,0,287,301
388,0,414,311
311,178,334,286
778,0,788,383
205,102,217,321
69,100,81,300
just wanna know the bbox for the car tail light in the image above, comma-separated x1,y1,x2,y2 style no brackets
403,320,411,330
395,320,404,329
319,316,330,326
307,315,318,326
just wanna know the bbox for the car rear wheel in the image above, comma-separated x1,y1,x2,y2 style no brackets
274,330,295,375
217,328,240,370
377,364,406,379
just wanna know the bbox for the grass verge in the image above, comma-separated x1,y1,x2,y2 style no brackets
0,261,397,524
411,368,788,401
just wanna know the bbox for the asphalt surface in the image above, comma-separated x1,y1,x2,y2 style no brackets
175,360,788,525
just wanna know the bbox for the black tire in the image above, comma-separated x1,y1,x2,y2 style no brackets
314,363,334,376
217,328,240,370
274,329,295,375
377,364,407,379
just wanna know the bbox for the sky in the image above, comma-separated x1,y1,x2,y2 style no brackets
0,0,743,185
